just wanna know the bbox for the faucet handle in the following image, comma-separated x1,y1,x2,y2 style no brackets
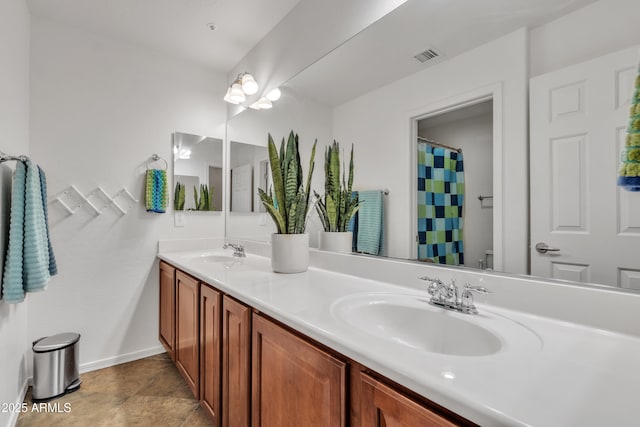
463,283,491,293
419,276,443,296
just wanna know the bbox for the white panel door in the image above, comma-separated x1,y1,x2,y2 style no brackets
231,163,253,212
530,46,640,288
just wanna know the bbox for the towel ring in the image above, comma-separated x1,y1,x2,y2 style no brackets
147,154,168,170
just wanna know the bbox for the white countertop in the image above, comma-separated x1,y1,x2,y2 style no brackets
158,249,640,427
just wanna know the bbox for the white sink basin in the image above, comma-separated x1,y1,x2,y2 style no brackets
179,252,237,263
199,255,237,263
331,293,541,357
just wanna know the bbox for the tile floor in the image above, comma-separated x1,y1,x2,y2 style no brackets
17,353,213,426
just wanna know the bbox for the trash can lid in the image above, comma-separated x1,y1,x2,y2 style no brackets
33,333,80,353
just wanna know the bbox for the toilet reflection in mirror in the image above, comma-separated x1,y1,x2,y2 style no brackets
229,141,269,213
173,132,223,212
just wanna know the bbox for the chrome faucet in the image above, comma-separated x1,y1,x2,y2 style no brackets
420,277,490,315
223,243,246,258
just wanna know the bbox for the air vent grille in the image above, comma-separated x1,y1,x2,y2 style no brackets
414,48,441,63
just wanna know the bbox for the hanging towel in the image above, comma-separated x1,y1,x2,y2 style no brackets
2,162,27,302
145,169,168,213
38,166,57,275
23,160,51,292
355,190,385,256
347,191,359,252
618,63,640,191
2,160,54,303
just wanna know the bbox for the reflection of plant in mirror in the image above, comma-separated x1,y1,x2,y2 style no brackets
174,182,185,211
193,184,215,211
315,141,360,232
258,131,317,234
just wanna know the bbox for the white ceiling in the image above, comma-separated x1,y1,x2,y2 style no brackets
26,0,303,73
286,0,597,107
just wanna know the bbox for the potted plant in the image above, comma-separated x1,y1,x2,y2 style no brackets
314,141,360,253
258,131,317,273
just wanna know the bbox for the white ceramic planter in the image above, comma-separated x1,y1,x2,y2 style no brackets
318,231,353,254
271,233,309,273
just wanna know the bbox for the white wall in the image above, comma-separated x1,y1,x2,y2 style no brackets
530,0,640,77
333,29,528,274
28,16,227,373
419,112,493,269
0,1,30,425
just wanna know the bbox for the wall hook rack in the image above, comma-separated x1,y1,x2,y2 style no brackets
52,185,139,216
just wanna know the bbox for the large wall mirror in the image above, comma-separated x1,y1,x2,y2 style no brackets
229,141,268,213
224,0,640,292
173,131,223,212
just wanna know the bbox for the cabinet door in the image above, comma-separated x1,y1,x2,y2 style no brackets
159,262,175,360
200,284,222,423
222,296,251,427
176,270,200,399
252,314,346,427
360,373,458,427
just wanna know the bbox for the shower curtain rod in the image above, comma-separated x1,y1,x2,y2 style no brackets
417,136,462,153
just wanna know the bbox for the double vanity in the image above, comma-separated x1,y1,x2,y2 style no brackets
157,239,640,426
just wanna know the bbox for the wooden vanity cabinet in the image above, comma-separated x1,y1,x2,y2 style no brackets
161,265,474,426
359,372,466,427
222,295,252,427
200,284,222,423
159,261,176,360
175,270,200,399
252,313,347,427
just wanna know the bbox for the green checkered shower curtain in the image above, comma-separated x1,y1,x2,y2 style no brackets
417,143,465,265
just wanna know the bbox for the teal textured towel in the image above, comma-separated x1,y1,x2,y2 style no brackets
2,162,27,302
23,160,50,292
2,160,54,303
38,166,57,275
355,190,385,256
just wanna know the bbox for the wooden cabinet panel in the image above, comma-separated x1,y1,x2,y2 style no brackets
252,314,346,427
176,270,200,399
159,262,175,360
200,284,222,423
222,296,251,427
359,373,458,427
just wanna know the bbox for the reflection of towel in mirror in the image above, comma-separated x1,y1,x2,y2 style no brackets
353,190,385,256
145,169,168,213
2,160,56,303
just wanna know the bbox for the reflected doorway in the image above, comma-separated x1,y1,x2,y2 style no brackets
415,99,493,269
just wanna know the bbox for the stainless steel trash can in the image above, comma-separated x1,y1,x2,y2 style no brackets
32,332,81,402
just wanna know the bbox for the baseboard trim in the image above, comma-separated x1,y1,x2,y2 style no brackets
7,379,29,427
79,345,166,374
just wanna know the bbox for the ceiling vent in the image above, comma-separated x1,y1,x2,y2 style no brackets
414,48,442,64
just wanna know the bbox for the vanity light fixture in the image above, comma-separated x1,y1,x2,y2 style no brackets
224,72,258,104
224,74,282,110
249,97,273,110
266,87,281,101
241,73,259,95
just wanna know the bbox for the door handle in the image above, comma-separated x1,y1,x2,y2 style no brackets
535,242,560,254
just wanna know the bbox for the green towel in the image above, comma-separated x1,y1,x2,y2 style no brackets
145,169,168,213
355,190,385,256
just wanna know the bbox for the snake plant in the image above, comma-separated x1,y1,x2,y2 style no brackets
314,141,360,232
174,182,185,211
193,184,214,211
258,131,317,234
